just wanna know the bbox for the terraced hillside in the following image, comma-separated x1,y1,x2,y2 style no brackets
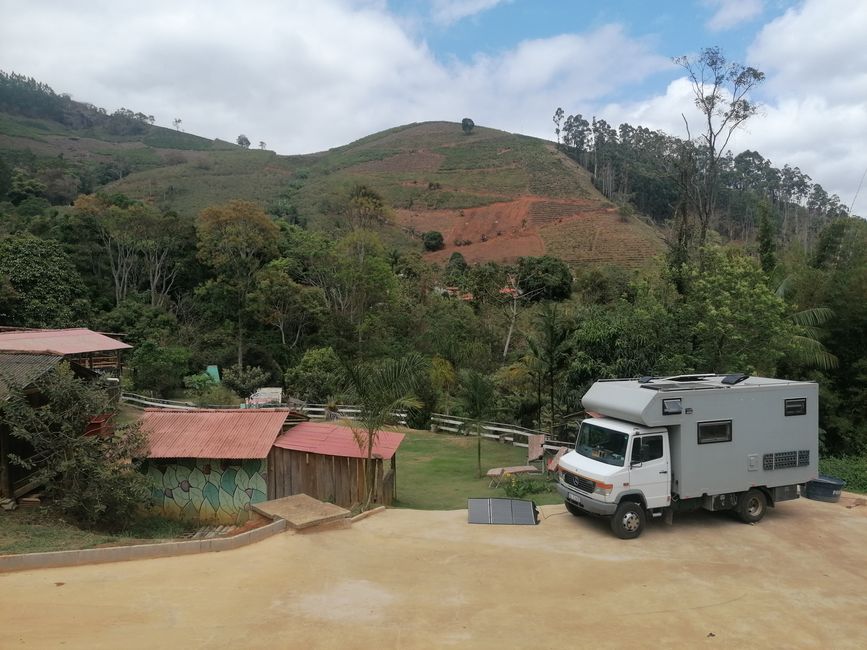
1,113,665,268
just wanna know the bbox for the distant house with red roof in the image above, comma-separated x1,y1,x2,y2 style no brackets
0,328,131,375
140,411,403,523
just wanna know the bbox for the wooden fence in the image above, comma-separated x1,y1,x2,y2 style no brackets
121,394,408,426
429,413,572,453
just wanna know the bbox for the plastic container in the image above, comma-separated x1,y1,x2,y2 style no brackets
804,475,846,502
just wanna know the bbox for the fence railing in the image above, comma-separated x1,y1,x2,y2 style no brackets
302,404,408,426
429,413,572,452
121,393,243,410
122,394,409,426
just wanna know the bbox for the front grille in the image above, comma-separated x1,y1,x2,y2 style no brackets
563,472,595,493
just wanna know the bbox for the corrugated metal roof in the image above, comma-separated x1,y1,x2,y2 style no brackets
273,421,405,460
142,408,291,459
0,352,63,401
0,328,132,355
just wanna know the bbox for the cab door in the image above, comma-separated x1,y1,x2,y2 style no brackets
628,433,670,509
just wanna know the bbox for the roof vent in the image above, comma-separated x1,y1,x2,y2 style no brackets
638,376,654,384
721,373,750,385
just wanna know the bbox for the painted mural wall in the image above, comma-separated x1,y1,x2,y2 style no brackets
143,458,268,524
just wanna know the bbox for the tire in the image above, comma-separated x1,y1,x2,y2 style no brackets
611,500,645,539
737,489,768,523
564,500,585,517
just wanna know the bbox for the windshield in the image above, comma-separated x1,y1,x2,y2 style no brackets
575,422,629,467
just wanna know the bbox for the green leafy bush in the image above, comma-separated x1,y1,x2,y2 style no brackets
131,341,191,397
221,364,270,398
502,474,552,499
5,364,151,531
422,231,444,251
819,457,867,493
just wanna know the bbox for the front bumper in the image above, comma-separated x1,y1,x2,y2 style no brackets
557,482,617,516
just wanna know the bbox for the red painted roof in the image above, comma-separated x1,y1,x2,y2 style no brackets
273,421,405,460
143,409,290,459
0,328,131,354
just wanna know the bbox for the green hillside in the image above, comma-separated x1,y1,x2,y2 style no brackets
0,75,664,268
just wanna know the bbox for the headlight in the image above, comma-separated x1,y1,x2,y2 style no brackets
594,481,613,496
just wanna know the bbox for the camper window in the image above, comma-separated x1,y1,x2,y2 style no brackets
662,398,682,415
697,420,732,444
784,398,807,416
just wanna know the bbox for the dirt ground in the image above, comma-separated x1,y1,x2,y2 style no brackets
1,495,866,649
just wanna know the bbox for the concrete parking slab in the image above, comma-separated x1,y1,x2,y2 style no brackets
1,497,865,649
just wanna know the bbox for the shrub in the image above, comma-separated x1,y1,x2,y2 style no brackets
5,364,151,531
194,384,241,407
284,347,344,402
221,364,270,398
183,372,215,395
422,231,444,252
819,456,867,493
131,341,191,397
502,474,552,499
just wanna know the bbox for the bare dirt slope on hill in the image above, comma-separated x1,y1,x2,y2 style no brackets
3,497,866,648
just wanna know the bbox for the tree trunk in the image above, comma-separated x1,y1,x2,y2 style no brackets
237,309,244,367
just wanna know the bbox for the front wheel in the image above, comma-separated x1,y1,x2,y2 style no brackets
611,500,645,539
736,489,767,524
564,500,585,517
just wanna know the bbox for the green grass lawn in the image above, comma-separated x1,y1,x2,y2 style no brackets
393,429,563,510
0,509,189,555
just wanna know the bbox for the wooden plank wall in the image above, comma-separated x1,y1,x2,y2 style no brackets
266,448,393,508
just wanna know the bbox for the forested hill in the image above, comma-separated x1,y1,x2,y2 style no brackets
0,70,664,268
1,70,866,464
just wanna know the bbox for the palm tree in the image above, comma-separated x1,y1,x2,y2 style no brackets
775,277,838,370
342,355,424,510
457,370,496,478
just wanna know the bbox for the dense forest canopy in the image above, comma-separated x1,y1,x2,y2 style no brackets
1,67,865,463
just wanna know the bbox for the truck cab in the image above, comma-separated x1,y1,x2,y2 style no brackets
557,418,670,538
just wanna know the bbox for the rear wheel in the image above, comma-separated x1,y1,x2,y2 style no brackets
611,500,645,539
737,489,767,523
564,500,585,517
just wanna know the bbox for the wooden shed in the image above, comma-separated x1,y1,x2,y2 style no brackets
268,422,404,508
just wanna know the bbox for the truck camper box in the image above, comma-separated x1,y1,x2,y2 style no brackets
581,375,819,499
557,374,819,538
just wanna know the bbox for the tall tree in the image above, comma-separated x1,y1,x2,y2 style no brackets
0,235,87,327
527,303,573,437
74,194,140,307
196,200,279,365
250,260,325,351
674,47,765,249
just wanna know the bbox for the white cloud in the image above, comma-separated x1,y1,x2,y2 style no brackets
705,0,764,31
1,0,863,216
600,0,867,216
430,0,507,26
0,2,666,156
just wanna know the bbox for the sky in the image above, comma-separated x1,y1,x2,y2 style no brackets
1,0,866,215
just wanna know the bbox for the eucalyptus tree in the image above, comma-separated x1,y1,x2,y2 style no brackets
674,47,765,250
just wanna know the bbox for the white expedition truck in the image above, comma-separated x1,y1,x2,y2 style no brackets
556,374,819,539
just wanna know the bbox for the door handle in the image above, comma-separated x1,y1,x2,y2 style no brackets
659,470,668,474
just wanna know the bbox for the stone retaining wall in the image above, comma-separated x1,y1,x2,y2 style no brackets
0,518,287,573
